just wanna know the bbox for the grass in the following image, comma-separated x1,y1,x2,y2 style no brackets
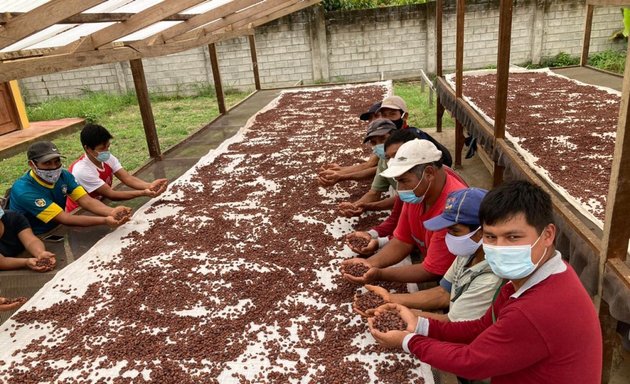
1,81,447,196
525,49,627,74
0,89,250,196
393,81,455,129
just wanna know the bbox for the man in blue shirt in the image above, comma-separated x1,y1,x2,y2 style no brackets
10,141,132,235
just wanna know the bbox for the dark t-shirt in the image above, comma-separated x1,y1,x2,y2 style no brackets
409,126,453,167
0,210,31,257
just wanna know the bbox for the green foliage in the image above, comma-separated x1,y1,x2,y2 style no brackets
322,0,427,11
589,49,626,74
539,52,580,68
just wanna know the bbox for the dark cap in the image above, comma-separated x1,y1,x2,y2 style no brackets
363,118,397,143
27,141,64,162
359,102,382,121
423,188,488,231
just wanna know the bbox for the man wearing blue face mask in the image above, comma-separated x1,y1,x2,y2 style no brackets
9,141,132,235
356,188,502,325
66,124,168,212
341,139,466,284
368,180,602,384
338,118,398,217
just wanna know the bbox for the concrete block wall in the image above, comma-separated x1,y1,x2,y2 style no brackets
18,1,627,104
326,6,427,82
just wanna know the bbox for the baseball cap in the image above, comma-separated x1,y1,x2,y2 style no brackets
359,102,382,121
380,139,443,178
378,95,408,113
424,188,488,231
363,118,397,143
27,141,64,162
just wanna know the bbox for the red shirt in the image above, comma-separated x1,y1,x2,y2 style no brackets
407,262,602,383
392,172,466,275
65,154,115,212
371,167,467,238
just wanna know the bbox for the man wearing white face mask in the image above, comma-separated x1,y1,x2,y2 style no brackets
356,188,502,324
9,141,132,235
66,124,168,212
368,181,602,384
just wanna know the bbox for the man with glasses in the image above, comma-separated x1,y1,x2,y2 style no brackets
9,141,131,236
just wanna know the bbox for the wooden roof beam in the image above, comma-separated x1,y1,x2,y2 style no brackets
0,12,195,25
170,0,301,43
0,27,254,83
0,0,106,50
55,0,208,53
142,0,262,46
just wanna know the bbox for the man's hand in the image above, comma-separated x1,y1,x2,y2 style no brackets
338,202,364,218
340,258,380,284
373,303,419,333
36,251,55,260
367,317,410,349
345,232,379,256
107,206,132,227
318,169,343,186
26,257,57,272
365,285,392,303
320,163,341,172
353,285,392,318
147,178,168,196
0,297,27,312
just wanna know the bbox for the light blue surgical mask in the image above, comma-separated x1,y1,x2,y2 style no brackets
397,174,430,204
483,233,547,279
373,144,386,159
96,151,111,162
0,206,4,219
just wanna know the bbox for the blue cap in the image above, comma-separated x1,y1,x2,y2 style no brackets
423,188,488,231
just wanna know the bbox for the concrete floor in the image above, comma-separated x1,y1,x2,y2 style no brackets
552,66,622,92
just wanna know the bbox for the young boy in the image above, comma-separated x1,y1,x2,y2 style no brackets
66,124,168,212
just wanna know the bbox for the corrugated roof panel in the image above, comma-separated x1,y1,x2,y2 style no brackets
84,0,138,13
115,21,181,42
0,24,74,52
183,0,234,15
29,23,115,49
0,0,48,13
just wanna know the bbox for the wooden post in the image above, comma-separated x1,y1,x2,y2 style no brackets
248,34,261,91
435,0,444,133
454,0,465,166
581,5,594,67
129,59,161,159
208,43,226,114
492,0,513,185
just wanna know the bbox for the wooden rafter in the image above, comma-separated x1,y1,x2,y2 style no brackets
170,0,302,43
240,0,320,30
0,12,195,25
0,27,254,84
54,0,208,54
0,0,106,50
141,0,262,46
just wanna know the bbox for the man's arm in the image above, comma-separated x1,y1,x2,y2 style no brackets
406,306,548,380
92,183,148,201
17,228,50,258
369,197,403,238
114,169,150,190
377,262,441,284
0,255,29,270
390,285,451,310
367,238,414,268
75,194,117,217
360,196,395,211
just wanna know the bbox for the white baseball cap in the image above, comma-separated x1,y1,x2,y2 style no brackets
380,139,443,178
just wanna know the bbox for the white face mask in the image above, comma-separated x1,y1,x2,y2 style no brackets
445,228,482,257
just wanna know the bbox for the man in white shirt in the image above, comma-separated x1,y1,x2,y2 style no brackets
66,124,168,211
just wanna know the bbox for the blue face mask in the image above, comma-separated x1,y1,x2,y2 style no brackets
397,174,430,204
373,144,386,159
0,206,4,219
96,151,111,162
483,233,547,279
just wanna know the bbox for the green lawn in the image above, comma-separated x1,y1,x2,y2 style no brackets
0,91,250,196
0,81,447,196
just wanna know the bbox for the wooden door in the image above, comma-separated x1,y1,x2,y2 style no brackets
0,82,20,135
